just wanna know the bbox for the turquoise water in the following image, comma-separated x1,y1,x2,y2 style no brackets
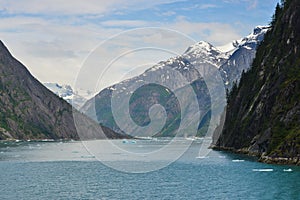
0,140,299,200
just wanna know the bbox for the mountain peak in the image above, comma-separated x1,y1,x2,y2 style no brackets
217,26,269,53
0,40,5,47
243,25,269,42
253,25,270,35
0,40,12,59
184,41,218,54
44,82,89,109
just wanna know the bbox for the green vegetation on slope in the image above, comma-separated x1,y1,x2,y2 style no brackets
217,0,300,164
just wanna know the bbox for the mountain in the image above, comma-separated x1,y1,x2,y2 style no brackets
219,26,269,89
0,41,122,140
44,83,89,109
81,26,268,137
214,0,300,165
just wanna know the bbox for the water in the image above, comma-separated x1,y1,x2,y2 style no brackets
0,140,299,200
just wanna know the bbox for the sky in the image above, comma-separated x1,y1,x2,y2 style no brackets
0,0,279,93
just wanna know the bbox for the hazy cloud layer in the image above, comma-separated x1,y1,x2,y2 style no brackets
0,0,278,92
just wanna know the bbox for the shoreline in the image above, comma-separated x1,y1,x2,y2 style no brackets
2,139,299,166
212,145,300,166
0,138,75,143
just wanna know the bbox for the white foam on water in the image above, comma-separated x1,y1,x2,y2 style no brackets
196,156,209,159
232,159,245,162
252,169,273,172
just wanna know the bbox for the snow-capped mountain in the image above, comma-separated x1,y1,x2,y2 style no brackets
183,41,229,68
44,83,89,109
218,26,269,88
44,83,73,100
217,26,268,53
81,26,269,136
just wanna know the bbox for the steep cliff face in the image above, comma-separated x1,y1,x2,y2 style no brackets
0,41,121,140
216,0,300,165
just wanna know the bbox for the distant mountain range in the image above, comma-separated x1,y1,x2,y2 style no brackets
81,26,268,137
44,83,90,109
0,41,123,140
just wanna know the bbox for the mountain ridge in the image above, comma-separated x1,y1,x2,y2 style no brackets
0,40,122,140
81,26,268,137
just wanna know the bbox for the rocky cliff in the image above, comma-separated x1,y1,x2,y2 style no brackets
215,0,300,165
0,41,121,140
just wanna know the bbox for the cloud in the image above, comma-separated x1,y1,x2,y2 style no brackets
0,0,183,15
0,0,246,92
247,0,258,10
74,27,197,91
101,20,148,27
0,14,241,90
1,0,111,15
0,15,123,85
160,11,176,16
182,3,217,11
167,17,241,46
197,4,218,9
222,0,258,10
